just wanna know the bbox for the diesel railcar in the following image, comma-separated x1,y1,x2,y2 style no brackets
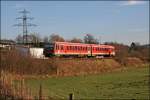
43,42,115,57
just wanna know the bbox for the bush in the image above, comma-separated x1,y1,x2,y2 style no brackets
1,49,57,75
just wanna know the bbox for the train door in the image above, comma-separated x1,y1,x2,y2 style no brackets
87,45,92,56
90,46,93,56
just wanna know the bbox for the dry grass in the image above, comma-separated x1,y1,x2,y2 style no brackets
1,48,146,77
1,49,57,75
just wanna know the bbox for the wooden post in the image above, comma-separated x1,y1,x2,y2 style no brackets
20,79,23,99
69,93,73,100
39,84,42,100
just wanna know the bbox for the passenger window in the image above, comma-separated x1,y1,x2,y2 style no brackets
96,48,98,51
75,46,77,51
67,46,69,50
57,45,59,50
78,46,81,51
55,45,57,50
61,45,63,50
83,47,85,51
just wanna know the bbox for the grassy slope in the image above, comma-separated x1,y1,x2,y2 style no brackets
25,66,149,99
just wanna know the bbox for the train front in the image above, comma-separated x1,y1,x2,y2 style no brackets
43,43,55,57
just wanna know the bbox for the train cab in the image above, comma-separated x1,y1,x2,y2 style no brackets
43,43,55,57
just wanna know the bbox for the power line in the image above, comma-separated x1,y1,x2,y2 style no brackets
13,9,37,44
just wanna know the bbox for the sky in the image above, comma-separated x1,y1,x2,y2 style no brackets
1,1,149,45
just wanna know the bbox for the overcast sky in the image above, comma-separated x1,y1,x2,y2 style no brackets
1,1,149,45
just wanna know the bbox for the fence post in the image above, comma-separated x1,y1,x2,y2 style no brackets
20,79,23,99
69,93,73,100
39,84,42,100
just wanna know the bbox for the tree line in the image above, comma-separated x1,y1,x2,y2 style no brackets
15,33,99,44
14,33,149,62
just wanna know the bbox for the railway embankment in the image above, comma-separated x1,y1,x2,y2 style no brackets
1,49,148,77
48,57,146,77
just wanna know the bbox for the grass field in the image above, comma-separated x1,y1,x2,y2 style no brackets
25,66,149,99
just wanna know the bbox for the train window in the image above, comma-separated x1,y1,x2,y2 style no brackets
56,45,58,50
56,45,59,50
75,46,77,51
55,45,57,50
83,47,85,51
85,47,88,51
61,45,63,50
67,46,69,50
93,47,94,51
99,48,101,51
96,48,98,51
87,47,90,51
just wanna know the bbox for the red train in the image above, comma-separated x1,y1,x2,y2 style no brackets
43,42,115,57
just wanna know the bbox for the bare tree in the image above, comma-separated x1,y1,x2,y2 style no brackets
84,34,98,44
49,34,65,43
29,33,41,44
16,34,23,44
70,38,83,43
43,36,49,43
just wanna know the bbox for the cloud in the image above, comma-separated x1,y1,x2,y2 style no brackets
119,0,147,6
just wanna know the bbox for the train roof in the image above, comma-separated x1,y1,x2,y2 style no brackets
54,42,115,48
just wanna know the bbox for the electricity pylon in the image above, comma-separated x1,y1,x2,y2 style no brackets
14,9,36,44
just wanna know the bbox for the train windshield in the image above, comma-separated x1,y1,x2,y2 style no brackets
44,44,54,50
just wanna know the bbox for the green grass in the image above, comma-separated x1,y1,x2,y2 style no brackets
25,66,149,99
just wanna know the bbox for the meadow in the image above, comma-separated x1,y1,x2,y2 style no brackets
24,65,149,99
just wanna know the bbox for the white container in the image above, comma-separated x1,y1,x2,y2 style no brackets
29,48,45,58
